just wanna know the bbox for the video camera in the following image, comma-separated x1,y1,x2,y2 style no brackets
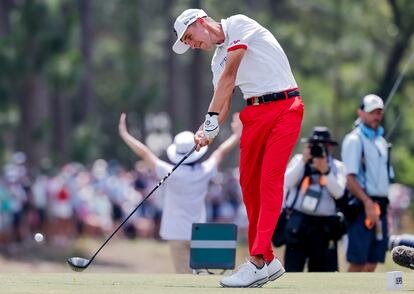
303,126,337,160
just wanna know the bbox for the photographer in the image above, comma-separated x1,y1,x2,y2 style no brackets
283,126,346,272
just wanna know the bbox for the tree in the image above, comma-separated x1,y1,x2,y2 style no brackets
379,0,414,101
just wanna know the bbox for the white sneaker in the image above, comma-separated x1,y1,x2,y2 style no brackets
267,258,285,281
220,260,268,288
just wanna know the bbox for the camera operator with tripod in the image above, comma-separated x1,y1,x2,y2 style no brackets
282,126,346,272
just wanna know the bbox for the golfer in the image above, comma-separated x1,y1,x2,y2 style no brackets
172,9,304,287
119,112,242,273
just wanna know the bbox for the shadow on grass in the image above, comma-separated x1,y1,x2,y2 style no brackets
0,240,131,269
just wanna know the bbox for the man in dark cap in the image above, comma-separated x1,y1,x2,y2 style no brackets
282,126,347,272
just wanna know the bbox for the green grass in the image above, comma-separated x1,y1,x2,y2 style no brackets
1,272,414,294
2,238,414,293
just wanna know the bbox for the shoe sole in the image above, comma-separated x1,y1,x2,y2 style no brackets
268,267,286,281
220,276,268,288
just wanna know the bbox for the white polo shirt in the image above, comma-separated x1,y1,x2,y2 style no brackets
211,14,297,99
155,158,218,240
341,127,391,197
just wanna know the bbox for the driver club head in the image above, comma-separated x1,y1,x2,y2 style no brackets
67,257,90,272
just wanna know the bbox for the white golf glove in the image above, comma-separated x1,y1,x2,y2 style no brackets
203,112,220,141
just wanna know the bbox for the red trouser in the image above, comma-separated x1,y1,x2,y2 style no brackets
239,96,304,263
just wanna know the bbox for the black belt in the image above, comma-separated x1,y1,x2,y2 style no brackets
246,89,300,106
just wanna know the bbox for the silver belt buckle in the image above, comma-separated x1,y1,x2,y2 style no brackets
253,97,259,106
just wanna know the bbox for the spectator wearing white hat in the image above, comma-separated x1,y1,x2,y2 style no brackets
341,94,394,272
118,112,242,273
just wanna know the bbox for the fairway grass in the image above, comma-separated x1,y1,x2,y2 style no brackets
1,272,414,294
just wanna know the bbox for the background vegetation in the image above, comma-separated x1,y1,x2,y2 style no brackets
0,0,413,185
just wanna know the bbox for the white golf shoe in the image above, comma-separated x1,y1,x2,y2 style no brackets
267,258,285,282
220,260,268,288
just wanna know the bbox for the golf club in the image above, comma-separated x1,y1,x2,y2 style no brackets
67,145,197,272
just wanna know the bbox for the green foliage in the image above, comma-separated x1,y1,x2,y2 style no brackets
0,0,413,188
71,120,103,163
393,145,414,187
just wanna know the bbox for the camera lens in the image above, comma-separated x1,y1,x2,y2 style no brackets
310,143,324,158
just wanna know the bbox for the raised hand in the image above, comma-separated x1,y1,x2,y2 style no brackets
231,112,242,138
118,113,129,139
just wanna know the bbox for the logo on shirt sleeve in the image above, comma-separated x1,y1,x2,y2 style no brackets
230,40,241,46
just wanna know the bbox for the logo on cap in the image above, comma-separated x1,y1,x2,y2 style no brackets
184,16,196,25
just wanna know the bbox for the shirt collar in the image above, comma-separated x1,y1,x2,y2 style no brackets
358,123,384,140
216,19,228,48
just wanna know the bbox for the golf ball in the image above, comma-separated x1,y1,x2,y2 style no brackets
34,233,44,242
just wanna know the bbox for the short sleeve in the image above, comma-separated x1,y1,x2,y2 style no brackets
155,160,174,179
226,15,258,52
341,133,362,175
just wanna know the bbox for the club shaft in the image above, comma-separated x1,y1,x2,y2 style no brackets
87,145,197,265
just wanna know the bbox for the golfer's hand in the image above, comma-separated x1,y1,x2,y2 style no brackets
194,130,210,151
119,113,129,138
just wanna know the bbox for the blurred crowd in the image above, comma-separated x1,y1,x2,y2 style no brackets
0,151,411,256
0,152,246,252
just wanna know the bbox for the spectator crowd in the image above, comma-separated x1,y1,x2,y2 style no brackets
0,152,245,252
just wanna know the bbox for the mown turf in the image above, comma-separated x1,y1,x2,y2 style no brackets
1,272,414,294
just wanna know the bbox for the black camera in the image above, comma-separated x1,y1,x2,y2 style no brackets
310,142,326,158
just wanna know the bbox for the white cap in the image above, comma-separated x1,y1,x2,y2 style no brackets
172,8,207,54
361,94,384,112
166,131,208,164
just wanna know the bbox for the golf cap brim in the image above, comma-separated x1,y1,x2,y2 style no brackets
361,94,384,113
172,34,190,55
172,8,207,54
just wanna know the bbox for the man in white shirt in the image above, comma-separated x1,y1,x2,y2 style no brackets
172,9,304,287
342,94,393,272
119,112,241,273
